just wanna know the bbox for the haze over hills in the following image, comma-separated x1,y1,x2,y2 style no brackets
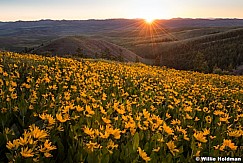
0,18,243,74
1,19,243,51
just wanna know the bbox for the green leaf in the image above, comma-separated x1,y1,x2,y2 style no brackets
55,137,65,161
132,132,139,152
101,153,110,163
190,138,196,153
87,153,97,163
165,153,173,163
144,142,150,152
178,145,184,155
139,131,144,140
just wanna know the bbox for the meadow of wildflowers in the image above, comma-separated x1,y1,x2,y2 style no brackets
0,52,242,162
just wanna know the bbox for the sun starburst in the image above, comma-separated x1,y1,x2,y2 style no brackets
145,18,155,24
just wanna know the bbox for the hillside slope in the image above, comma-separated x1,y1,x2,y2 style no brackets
132,28,243,73
1,52,243,162
32,36,146,63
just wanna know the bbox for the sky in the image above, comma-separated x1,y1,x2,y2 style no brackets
1,0,243,21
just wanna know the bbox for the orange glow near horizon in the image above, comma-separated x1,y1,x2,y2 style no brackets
144,18,155,24
120,18,180,57
101,16,180,59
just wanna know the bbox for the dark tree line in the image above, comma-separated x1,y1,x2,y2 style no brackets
155,29,243,74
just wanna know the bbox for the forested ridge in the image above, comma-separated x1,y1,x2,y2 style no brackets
155,28,243,73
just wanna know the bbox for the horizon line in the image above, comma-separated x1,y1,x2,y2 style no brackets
1,17,243,23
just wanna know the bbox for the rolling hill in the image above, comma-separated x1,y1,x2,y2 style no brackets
130,28,243,73
32,36,148,63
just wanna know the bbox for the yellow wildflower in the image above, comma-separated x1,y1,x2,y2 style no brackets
100,131,110,139
185,113,193,119
83,126,95,137
19,134,30,146
20,147,34,158
171,119,181,125
137,147,151,162
203,107,210,113
56,113,70,123
152,147,160,152
163,123,174,135
44,152,53,158
166,140,179,156
214,145,220,150
194,131,207,143
76,105,84,112
165,113,171,119
202,128,210,135
44,140,57,151
57,125,64,131
6,139,19,150
85,105,95,115
102,117,111,124
30,125,48,140
99,106,107,115
143,109,150,119
112,128,121,139
219,113,230,123
86,141,100,152
228,130,242,138
194,117,200,121
214,110,225,116
183,134,190,141
221,139,237,151
39,113,55,126
106,140,118,150
194,150,201,157
205,116,212,123
210,136,216,139
184,106,192,112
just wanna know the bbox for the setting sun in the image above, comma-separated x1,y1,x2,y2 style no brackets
145,18,155,24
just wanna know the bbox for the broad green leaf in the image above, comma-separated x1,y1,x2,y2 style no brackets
132,132,139,152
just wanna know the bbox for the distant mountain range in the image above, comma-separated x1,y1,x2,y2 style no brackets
0,18,243,51
1,18,243,37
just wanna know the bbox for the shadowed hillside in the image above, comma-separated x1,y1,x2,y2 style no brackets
32,36,148,63
132,28,243,73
